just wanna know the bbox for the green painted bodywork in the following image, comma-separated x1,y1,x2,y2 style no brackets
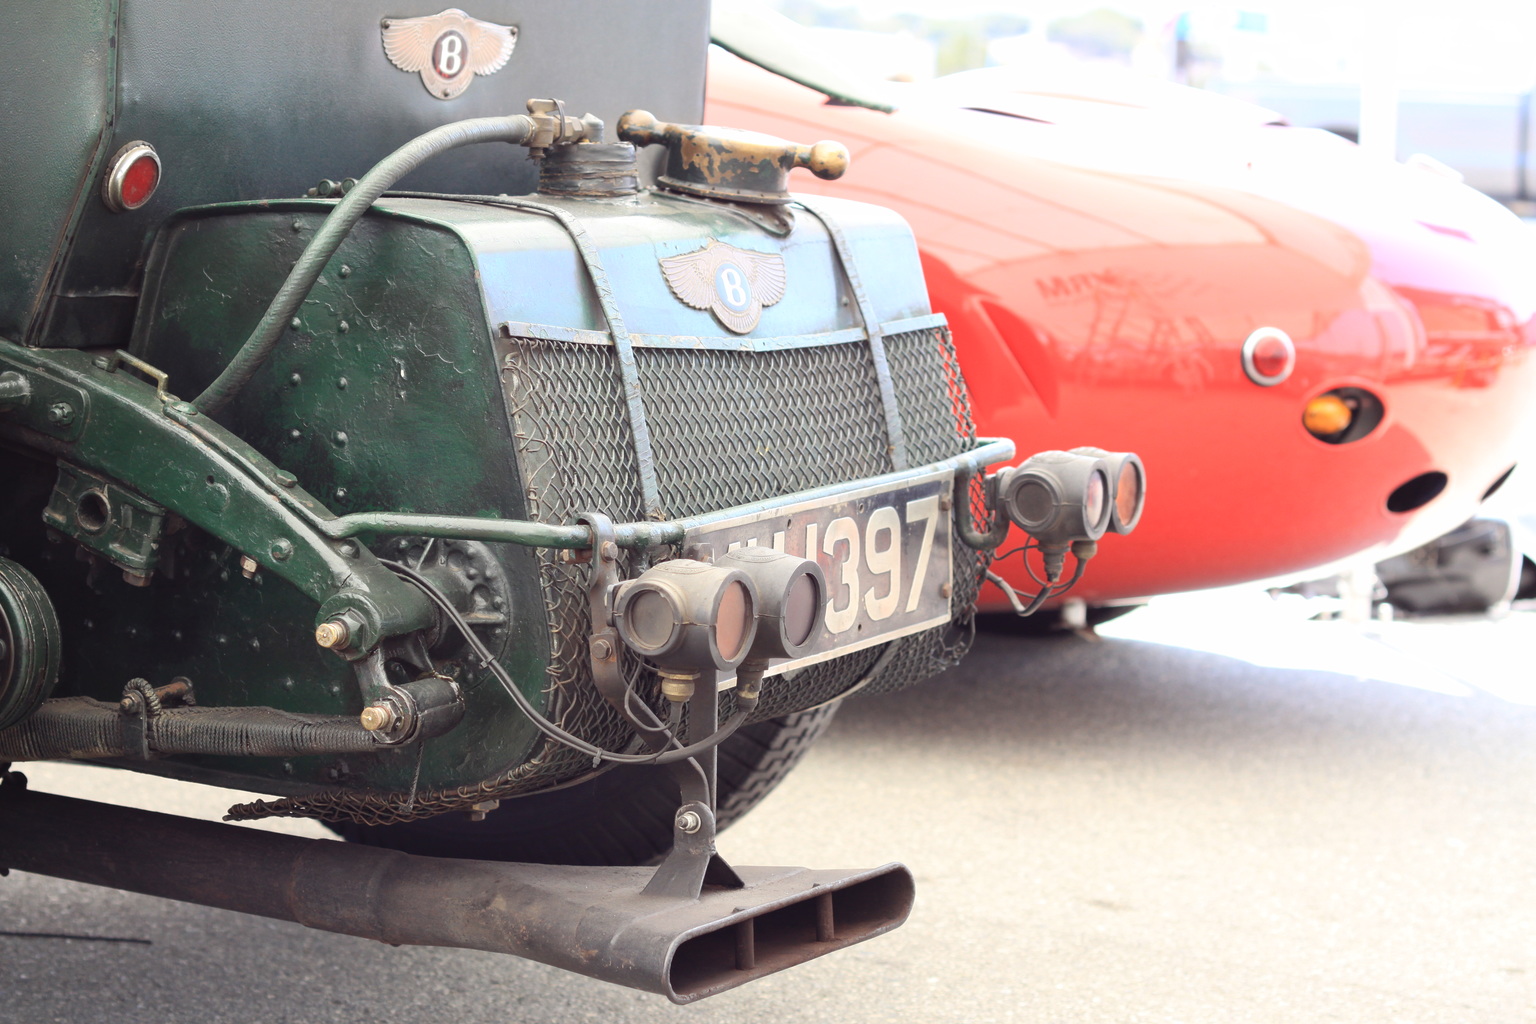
0,180,936,795
3,0,709,351
0,0,975,802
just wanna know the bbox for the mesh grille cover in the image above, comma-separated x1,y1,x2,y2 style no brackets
497,326,981,786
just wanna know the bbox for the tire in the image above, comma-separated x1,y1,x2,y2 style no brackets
975,602,1144,637
328,704,838,865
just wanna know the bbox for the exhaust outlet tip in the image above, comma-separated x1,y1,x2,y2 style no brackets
664,863,915,1003
0,789,917,1004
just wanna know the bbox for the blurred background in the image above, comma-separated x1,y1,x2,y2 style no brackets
760,0,1536,210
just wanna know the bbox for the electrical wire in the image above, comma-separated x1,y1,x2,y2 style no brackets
984,551,1090,617
379,560,747,766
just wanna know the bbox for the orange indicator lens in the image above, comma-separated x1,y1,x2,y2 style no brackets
1304,394,1353,437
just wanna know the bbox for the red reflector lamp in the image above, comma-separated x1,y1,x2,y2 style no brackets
102,141,162,213
1241,326,1295,386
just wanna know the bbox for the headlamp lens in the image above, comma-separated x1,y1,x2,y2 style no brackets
1085,470,1106,529
627,588,677,651
714,579,753,662
1115,461,1143,530
784,572,820,648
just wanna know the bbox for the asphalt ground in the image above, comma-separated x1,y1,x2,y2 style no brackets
4,585,1534,1024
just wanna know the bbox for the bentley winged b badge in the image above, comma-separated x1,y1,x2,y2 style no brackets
381,9,517,100
659,241,787,334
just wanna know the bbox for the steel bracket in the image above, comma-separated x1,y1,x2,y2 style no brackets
644,670,743,900
579,511,671,745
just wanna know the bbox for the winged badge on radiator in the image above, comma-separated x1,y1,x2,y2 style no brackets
381,8,517,99
659,240,786,334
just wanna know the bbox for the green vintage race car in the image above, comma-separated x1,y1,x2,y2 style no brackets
0,1,1131,1002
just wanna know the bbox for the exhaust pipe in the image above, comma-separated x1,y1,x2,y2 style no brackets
0,783,913,1003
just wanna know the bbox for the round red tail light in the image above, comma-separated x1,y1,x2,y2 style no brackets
102,142,162,213
1241,326,1295,386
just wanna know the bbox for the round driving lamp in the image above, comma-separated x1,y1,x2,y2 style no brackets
716,546,827,660
997,450,1113,547
612,559,759,698
1069,447,1146,535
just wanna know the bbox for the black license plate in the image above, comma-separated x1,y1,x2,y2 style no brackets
686,468,954,674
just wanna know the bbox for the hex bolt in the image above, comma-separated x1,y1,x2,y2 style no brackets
46,402,75,426
940,582,953,598
359,704,397,732
239,555,259,579
939,493,954,512
675,810,702,834
314,619,352,650
590,637,613,660
600,540,619,562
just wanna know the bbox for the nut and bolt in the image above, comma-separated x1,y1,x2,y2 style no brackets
239,555,259,579
939,494,953,512
589,637,613,660
675,810,703,834
314,619,351,649
46,402,75,426
939,582,952,598
359,703,397,732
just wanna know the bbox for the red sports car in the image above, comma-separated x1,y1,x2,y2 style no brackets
707,14,1536,611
